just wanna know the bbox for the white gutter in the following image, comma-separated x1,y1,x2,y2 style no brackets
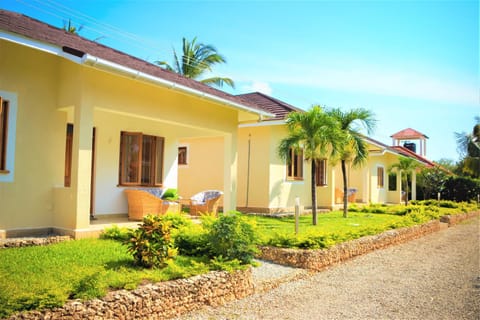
0,30,274,119
0,31,84,64
239,119,286,128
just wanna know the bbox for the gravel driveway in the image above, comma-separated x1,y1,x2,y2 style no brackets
178,218,479,320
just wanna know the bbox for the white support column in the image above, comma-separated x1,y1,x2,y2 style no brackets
411,171,417,201
223,132,238,212
397,171,403,203
363,167,369,204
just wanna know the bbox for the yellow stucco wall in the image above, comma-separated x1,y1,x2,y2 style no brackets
177,136,225,202
0,39,247,236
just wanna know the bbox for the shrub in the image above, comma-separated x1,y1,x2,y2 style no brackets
207,212,258,264
125,215,177,268
159,212,193,230
442,176,480,202
100,225,133,242
174,224,210,257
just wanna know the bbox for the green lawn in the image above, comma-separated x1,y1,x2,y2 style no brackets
0,239,211,317
1,200,476,317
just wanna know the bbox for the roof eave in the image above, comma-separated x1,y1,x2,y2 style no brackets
0,29,274,119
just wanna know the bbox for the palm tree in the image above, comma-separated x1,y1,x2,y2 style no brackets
156,37,234,89
326,108,376,218
278,106,343,225
389,156,421,205
455,116,480,178
62,19,83,34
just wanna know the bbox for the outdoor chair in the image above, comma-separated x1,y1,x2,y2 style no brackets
124,189,164,220
335,188,358,204
189,190,223,216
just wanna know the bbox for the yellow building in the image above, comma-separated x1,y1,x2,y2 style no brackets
0,10,272,238
181,92,433,213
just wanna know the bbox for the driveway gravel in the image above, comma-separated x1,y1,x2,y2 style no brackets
177,218,479,320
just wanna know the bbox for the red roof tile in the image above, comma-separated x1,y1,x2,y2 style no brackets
390,128,429,139
236,92,303,120
0,10,269,115
391,146,435,167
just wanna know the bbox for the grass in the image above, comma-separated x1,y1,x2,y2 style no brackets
246,201,479,248
0,239,213,317
1,200,477,317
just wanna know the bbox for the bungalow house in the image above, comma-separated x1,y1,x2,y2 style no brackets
0,10,273,239
180,92,434,213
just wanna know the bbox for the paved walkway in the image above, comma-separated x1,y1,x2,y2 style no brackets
179,218,480,319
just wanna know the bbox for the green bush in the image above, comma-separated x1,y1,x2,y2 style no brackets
207,212,258,264
100,225,133,242
125,215,177,268
159,212,193,230
174,224,210,257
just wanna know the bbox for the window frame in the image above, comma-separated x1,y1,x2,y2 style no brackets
388,172,397,191
178,146,188,165
286,147,304,181
315,159,327,186
64,123,74,187
377,166,385,188
119,131,164,187
0,96,9,173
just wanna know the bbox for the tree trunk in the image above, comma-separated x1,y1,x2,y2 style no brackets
312,160,318,225
341,160,348,218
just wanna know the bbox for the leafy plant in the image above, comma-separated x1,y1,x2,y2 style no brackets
174,223,210,257
207,212,258,264
125,215,177,268
100,225,133,242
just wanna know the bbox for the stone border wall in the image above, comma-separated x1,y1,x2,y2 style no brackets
440,210,479,226
9,268,253,320
0,236,71,249
259,219,442,271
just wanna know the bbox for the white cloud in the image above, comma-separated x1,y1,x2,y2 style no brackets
240,81,273,95
231,60,478,106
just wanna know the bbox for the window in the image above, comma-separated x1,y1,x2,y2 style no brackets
388,173,397,191
178,146,188,165
287,148,303,180
315,159,327,186
64,123,74,187
0,96,9,172
119,132,164,186
377,166,384,188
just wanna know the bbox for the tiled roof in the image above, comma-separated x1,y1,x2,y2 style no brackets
391,128,429,139
0,10,269,115
236,92,303,120
391,146,435,167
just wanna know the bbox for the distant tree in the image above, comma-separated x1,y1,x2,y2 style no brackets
325,108,376,218
156,37,234,89
62,19,83,35
389,156,422,205
278,106,343,225
455,116,480,178
417,166,448,200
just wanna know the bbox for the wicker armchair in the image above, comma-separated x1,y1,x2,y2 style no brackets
124,189,164,220
189,190,223,216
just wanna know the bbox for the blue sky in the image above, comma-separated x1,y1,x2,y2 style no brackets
2,0,478,162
